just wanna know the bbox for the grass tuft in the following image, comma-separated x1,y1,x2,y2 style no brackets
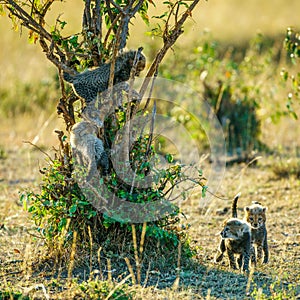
272,158,300,178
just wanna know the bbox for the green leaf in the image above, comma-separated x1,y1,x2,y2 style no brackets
280,69,289,81
88,210,97,219
201,186,208,198
59,20,67,30
58,218,67,231
28,31,39,44
20,193,27,211
166,153,173,163
69,204,77,215
140,12,150,26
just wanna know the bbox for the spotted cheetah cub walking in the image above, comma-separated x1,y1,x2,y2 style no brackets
214,193,251,273
244,202,269,265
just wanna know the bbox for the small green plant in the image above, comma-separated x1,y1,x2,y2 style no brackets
77,280,133,300
0,288,30,300
0,146,7,160
251,279,298,300
23,159,98,246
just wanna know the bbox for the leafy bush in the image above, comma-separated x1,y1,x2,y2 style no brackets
22,130,200,263
281,27,300,119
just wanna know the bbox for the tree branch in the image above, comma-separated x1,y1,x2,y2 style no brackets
119,0,144,50
105,0,118,34
93,0,102,38
6,0,52,40
83,0,92,30
139,0,200,97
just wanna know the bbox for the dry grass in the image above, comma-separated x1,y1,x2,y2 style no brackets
0,116,300,298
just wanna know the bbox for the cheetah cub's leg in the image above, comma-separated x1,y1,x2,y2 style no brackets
237,254,243,270
242,251,250,273
227,249,238,270
262,237,269,264
214,239,226,263
250,245,257,267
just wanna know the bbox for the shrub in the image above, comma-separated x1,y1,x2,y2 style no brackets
5,0,202,281
281,27,300,119
21,129,200,264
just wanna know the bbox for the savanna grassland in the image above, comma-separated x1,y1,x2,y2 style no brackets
1,0,300,299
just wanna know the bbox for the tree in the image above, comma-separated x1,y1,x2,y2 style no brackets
1,0,204,256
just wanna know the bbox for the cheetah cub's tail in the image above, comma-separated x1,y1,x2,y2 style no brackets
231,192,241,218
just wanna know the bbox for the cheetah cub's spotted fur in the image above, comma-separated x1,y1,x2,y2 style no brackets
63,50,146,104
70,121,109,180
244,202,269,265
214,193,251,273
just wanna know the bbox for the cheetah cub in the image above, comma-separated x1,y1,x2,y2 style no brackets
244,202,269,265
70,121,109,181
63,49,146,104
214,193,251,273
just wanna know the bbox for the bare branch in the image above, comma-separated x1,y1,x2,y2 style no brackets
139,0,200,97
40,0,55,18
105,0,118,34
119,0,144,50
23,141,54,162
145,101,156,159
109,0,124,13
83,0,92,30
93,0,102,38
142,70,158,113
108,20,123,89
131,0,144,15
126,47,144,121
119,14,130,50
103,13,121,50
5,0,52,40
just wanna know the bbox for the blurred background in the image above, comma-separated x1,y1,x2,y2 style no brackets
0,0,300,181
2,0,300,83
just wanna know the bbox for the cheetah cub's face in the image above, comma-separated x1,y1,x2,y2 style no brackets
131,54,146,76
220,218,250,240
136,59,146,76
244,203,267,229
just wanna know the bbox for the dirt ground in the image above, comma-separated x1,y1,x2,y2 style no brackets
0,137,299,299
